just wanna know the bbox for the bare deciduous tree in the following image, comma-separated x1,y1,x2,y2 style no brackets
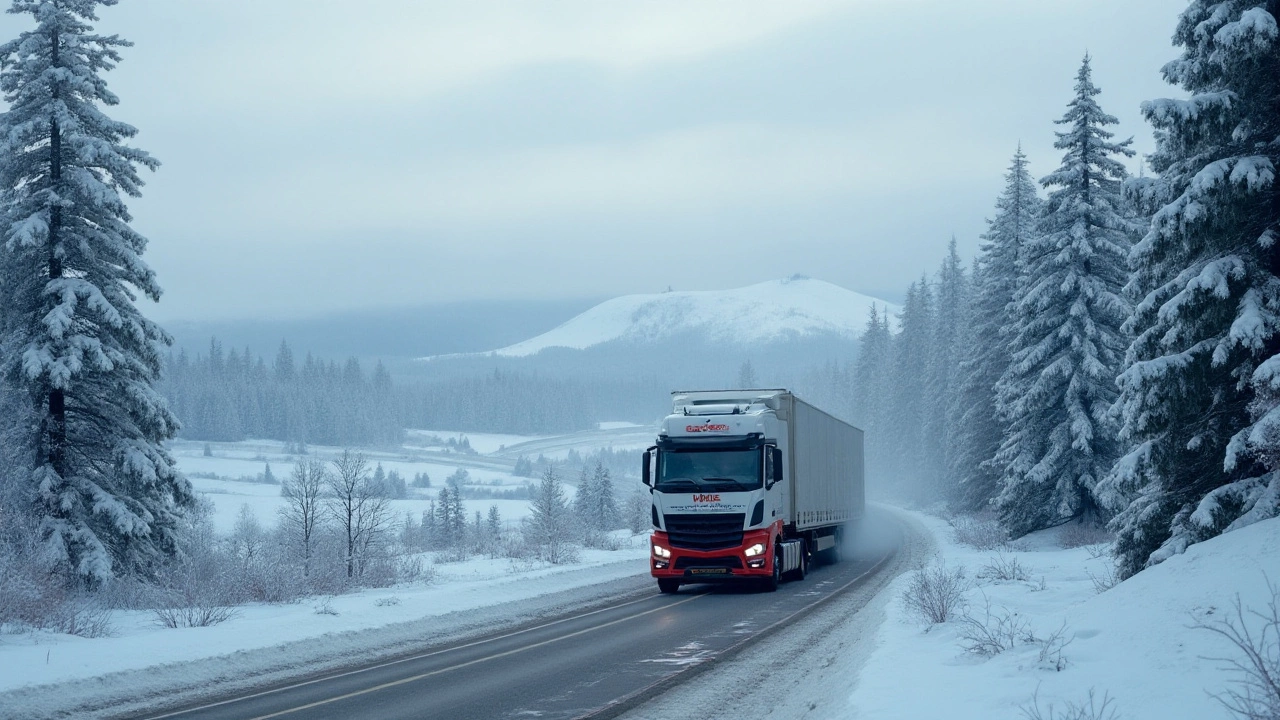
327,451,391,579
280,459,329,577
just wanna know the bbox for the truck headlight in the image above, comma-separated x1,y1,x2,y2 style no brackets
744,542,766,557
652,544,672,559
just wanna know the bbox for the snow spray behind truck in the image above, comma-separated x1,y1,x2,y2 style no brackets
642,389,864,593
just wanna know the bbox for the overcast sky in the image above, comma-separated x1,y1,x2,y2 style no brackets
0,0,1188,321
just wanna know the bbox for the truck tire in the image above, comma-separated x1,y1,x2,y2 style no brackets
762,545,782,592
792,541,808,581
657,579,680,594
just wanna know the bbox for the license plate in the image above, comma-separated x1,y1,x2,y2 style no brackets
689,568,729,575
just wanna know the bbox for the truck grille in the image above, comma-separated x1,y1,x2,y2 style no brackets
662,513,746,550
674,556,742,570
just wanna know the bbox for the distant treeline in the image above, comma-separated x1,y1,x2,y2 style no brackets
160,339,668,444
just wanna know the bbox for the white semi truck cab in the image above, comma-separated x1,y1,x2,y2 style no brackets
642,389,864,593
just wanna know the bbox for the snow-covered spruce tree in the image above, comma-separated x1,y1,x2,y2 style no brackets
923,238,968,495
524,467,576,564
950,147,1043,511
887,278,935,501
0,0,190,582
1099,2,1280,578
993,56,1139,536
852,305,892,478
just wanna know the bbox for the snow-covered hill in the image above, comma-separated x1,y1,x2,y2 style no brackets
449,276,897,359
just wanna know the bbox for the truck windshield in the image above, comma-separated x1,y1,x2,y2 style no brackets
656,448,761,492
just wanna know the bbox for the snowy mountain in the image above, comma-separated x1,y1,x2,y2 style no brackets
445,277,897,359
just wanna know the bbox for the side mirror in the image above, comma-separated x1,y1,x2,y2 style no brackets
771,447,784,484
641,447,656,487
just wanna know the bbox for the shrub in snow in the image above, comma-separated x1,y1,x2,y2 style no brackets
979,551,1030,582
1087,560,1122,595
948,513,1010,550
901,560,969,624
1194,579,1280,720
957,595,1034,656
0,552,114,638
1059,521,1113,549
313,596,338,616
1038,621,1074,672
146,498,239,627
1021,688,1118,720
151,599,237,629
375,596,401,607
48,599,115,639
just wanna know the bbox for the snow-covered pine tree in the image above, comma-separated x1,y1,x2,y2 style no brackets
589,460,618,532
887,278,935,501
950,147,1043,511
923,239,968,495
1099,2,1280,578
0,0,190,582
486,504,501,539
573,464,595,531
525,467,575,564
993,56,1139,536
852,305,892,479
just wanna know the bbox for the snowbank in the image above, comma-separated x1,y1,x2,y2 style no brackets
849,512,1280,719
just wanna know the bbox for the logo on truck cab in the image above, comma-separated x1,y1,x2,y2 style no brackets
693,493,721,503
686,423,730,433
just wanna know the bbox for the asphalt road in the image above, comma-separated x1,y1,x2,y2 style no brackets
140,537,898,720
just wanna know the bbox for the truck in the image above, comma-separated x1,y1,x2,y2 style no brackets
642,389,864,593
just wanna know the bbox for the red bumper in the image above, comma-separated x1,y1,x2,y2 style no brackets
649,524,779,581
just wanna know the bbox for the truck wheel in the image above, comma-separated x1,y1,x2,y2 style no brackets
657,579,680,594
762,545,782,592
793,542,808,581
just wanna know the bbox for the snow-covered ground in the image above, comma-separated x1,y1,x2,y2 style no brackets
848,511,1280,719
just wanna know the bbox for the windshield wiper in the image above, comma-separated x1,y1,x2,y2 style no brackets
657,478,699,491
701,477,749,491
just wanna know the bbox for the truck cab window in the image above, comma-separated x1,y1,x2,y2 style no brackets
657,448,762,492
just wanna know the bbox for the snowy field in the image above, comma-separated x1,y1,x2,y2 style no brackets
174,422,656,534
